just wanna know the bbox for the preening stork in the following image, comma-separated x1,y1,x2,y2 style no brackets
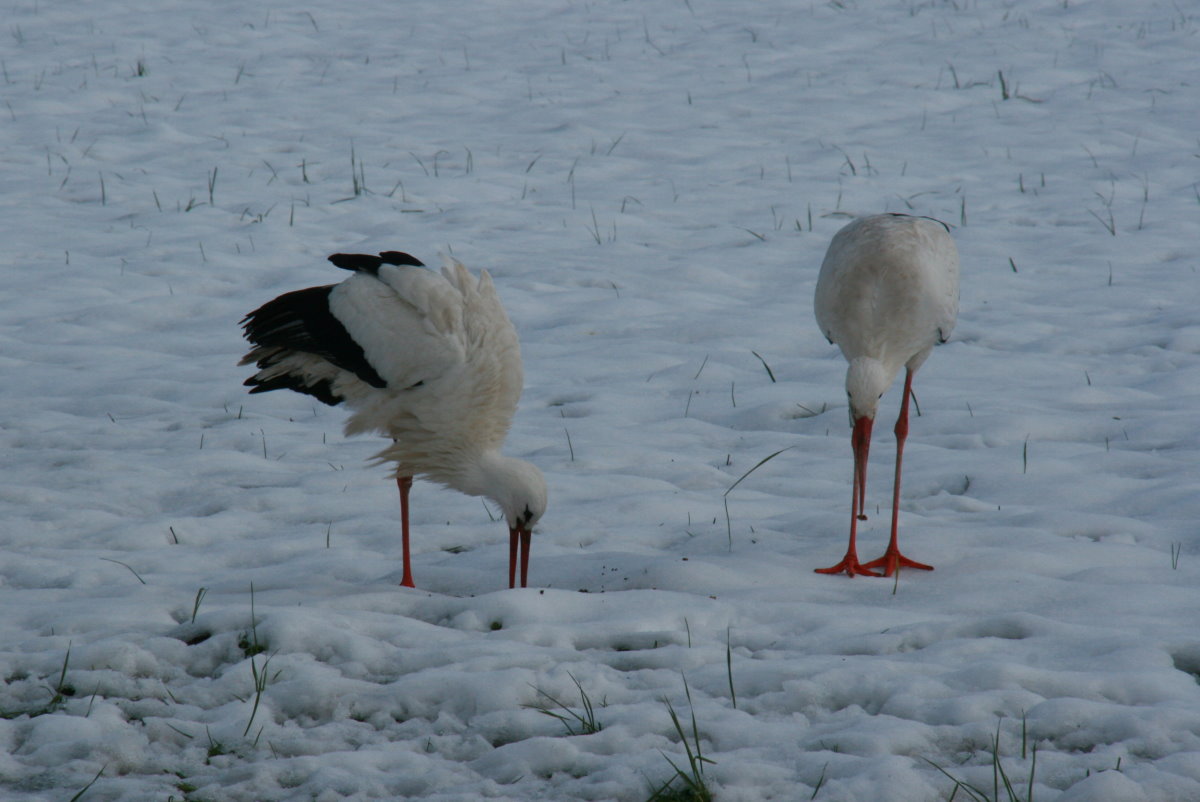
239,251,547,589
813,214,959,577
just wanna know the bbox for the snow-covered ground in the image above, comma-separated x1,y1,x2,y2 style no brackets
3,0,1200,799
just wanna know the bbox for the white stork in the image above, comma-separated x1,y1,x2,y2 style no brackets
239,251,547,589
813,214,959,577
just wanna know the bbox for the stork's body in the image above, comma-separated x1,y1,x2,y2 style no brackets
813,214,959,577
240,251,546,589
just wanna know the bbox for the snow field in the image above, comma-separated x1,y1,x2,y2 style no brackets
2,0,1200,799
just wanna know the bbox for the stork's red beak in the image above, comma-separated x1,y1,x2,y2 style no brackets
851,416,873,521
508,527,531,588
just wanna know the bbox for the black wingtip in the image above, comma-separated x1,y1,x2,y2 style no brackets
327,251,424,273
328,253,383,274
379,251,425,267
245,374,342,406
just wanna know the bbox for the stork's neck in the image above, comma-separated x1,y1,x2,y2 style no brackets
456,450,522,499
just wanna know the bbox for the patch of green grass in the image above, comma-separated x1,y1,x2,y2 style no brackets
238,582,266,658
243,650,278,738
647,677,715,802
926,718,1038,802
527,673,604,736
1,643,75,720
205,727,227,763
239,583,279,738
237,630,265,658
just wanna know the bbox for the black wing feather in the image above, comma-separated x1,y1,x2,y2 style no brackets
241,250,425,405
240,285,387,404
245,373,342,406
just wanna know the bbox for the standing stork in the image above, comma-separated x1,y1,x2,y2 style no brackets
239,251,547,589
813,214,959,577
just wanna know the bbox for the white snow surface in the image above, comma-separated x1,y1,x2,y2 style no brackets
3,0,1200,799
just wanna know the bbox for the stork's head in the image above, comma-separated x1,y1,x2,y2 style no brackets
497,459,547,533
843,356,895,523
478,455,547,589
844,356,892,425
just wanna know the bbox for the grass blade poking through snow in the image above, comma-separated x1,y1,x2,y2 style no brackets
190,586,207,624
243,649,277,738
100,557,146,584
810,763,828,799
51,642,74,710
724,445,796,550
68,764,106,802
726,626,737,709
750,350,776,383
724,445,797,497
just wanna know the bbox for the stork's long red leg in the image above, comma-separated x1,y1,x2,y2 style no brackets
817,417,881,577
863,369,933,576
519,529,531,588
508,529,518,589
397,475,416,588
856,434,868,522
509,528,532,589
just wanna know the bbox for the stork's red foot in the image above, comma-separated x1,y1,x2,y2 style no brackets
861,550,933,577
815,554,883,578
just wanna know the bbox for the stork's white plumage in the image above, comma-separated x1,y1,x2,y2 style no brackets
240,251,547,589
813,214,959,577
